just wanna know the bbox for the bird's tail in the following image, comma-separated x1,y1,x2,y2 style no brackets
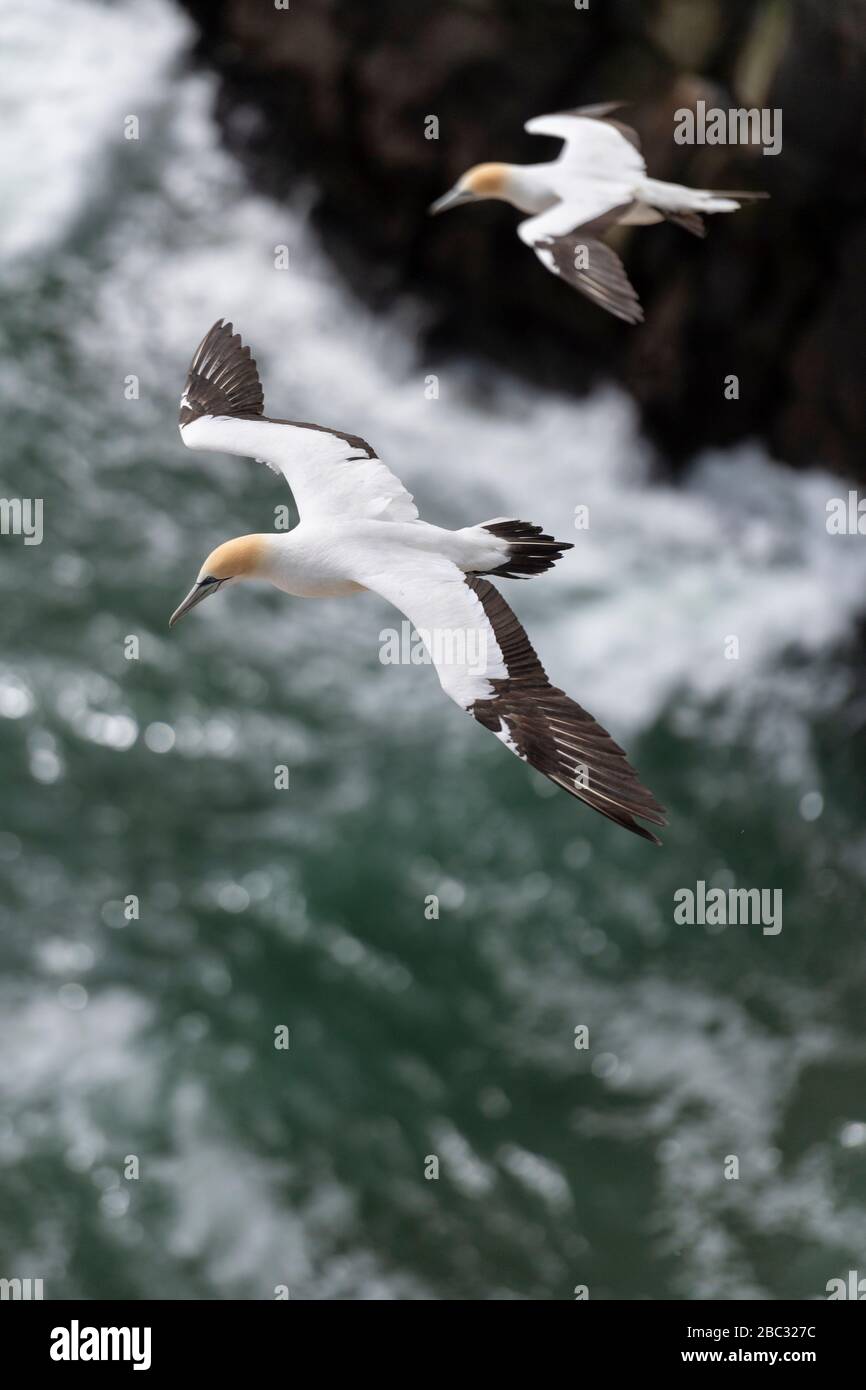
468,518,573,581
640,177,769,216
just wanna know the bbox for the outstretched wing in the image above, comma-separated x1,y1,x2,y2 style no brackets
519,109,645,322
179,318,264,426
526,105,646,176
362,554,666,842
518,205,644,324
178,320,418,522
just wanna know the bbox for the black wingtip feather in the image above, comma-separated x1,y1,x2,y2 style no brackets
535,217,645,325
465,576,667,843
179,319,265,426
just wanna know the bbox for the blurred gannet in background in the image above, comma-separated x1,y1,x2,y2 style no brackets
171,320,667,842
430,103,768,324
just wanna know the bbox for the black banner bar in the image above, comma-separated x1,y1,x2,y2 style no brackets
1,1298,861,1374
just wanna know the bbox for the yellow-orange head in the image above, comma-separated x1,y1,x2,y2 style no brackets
169,534,268,628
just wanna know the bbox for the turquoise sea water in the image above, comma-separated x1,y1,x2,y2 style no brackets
1,0,866,1300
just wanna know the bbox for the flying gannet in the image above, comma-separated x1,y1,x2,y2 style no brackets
429,103,768,324
171,320,667,842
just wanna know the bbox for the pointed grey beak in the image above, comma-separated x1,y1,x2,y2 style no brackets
169,578,219,628
428,186,473,215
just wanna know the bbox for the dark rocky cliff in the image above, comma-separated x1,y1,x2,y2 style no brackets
179,0,866,477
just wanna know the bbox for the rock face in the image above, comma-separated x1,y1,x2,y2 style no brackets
180,0,866,477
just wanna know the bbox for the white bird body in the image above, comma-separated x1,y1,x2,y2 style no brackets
170,320,667,842
243,519,514,600
480,163,559,215
430,105,767,323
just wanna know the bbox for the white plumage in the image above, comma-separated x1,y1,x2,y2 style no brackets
430,103,767,323
171,320,667,842
181,414,419,523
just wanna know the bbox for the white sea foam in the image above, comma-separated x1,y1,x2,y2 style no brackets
41,1,862,745
0,0,190,261
2,0,864,1305
5,0,862,745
